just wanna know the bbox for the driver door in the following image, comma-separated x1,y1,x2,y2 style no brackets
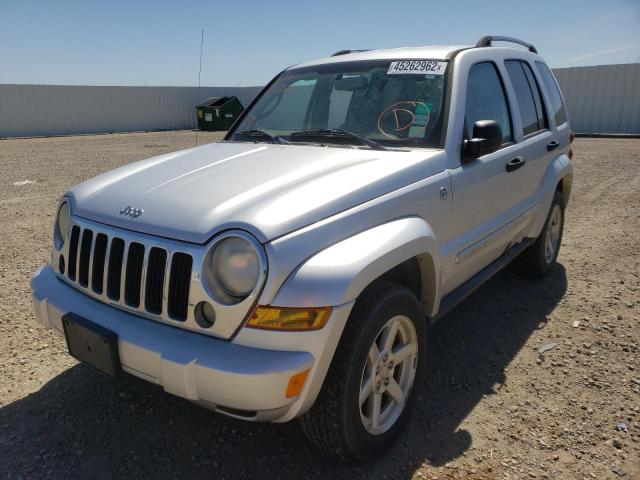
443,61,525,294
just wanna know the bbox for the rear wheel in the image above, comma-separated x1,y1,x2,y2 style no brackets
515,190,565,276
300,282,427,460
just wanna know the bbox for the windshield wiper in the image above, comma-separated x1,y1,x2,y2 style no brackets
235,129,289,145
290,128,387,151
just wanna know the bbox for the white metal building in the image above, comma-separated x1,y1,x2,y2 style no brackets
0,64,638,138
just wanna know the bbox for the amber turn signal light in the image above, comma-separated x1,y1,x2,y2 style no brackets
286,369,309,398
247,306,332,331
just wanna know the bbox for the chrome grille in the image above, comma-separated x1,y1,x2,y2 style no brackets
78,229,93,287
54,217,268,340
106,237,125,300
65,224,191,321
67,226,80,281
167,252,192,320
144,247,167,314
91,233,108,294
124,242,145,307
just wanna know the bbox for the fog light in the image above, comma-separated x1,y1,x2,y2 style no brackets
247,306,332,331
194,301,216,328
286,369,309,398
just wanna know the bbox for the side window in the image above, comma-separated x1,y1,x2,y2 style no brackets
535,61,567,126
465,62,512,145
505,60,548,136
521,62,548,131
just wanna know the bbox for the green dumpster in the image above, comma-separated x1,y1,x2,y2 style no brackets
196,96,244,131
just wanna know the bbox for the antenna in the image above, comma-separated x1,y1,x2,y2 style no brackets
195,29,204,146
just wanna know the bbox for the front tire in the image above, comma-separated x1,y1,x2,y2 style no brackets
300,282,427,461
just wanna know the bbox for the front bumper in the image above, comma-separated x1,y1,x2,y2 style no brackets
31,265,314,421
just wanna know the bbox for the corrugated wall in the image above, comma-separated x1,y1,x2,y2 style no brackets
1,64,638,137
553,64,640,135
0,84,261,138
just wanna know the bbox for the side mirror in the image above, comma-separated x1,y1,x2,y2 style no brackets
464,120,502,160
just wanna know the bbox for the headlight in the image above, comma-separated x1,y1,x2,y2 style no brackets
206,236,260,300
54,201,71,249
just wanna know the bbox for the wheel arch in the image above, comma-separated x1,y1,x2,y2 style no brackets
527,153,573,239
556,172,573,206
271,217,441,317
375,253,437,318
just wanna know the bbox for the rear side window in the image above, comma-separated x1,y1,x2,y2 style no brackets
535,62,567,126
465,62,512,144
505,60,548,136
521,62,547,130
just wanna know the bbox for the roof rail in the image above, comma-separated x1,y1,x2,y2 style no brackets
331,49,370,57
475,36,538,54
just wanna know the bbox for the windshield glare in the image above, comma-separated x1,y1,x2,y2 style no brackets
230,59,448,149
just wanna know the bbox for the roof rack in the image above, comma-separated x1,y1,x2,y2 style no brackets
475,36,538,54
331,49,370,57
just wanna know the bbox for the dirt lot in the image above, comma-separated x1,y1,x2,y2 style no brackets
0,131,638,480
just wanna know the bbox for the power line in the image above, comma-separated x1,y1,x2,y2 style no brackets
198,29,204,89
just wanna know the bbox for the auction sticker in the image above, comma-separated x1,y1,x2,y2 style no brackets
387,60,447,75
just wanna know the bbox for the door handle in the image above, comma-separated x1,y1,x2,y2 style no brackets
547,140,560,151
506,156,526,173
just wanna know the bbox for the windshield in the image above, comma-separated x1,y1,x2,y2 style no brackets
228,59,448,149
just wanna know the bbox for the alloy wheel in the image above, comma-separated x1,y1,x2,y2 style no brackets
544,204,562,263
359,315,418,435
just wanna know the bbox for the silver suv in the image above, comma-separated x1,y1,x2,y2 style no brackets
31,36,574,460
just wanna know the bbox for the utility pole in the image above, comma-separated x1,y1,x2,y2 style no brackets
196,29,204,146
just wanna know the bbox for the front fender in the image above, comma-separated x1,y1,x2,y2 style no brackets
272,217,441,316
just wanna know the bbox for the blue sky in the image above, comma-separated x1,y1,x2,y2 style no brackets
1,0,638,87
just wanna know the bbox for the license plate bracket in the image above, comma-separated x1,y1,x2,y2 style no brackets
62,313,121,378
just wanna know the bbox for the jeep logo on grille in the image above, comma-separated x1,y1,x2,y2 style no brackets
119,205,144,218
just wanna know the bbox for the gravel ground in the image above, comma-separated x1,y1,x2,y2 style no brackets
0,132,638,480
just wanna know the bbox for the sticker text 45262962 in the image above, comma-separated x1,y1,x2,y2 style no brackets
387,60,447,75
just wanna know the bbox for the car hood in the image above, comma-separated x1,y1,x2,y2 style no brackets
69,141,445,244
